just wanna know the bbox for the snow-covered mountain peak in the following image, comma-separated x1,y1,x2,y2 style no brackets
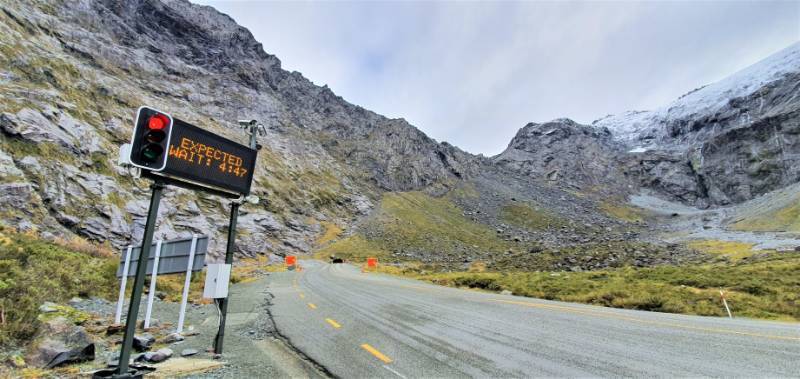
594,42,800,148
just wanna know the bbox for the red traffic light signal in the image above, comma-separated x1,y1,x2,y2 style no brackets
129,107,173,171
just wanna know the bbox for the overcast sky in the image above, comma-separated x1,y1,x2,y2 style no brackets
193,1,799,156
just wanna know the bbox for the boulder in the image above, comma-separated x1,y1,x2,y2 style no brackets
26,316,95,368
44,344,95,369
133,334,155,352
157,348,174,359
136,348,172,363
106,324,124,335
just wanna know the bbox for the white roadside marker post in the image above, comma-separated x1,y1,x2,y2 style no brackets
720,289,733,318
176,235,198,334
143,240,163,329
115,246,134,324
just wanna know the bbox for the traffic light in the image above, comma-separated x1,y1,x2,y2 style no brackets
129,106,173,171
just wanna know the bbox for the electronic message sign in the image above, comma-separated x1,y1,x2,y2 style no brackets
157,118,257,195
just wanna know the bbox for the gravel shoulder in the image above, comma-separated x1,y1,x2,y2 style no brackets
94,276,327,378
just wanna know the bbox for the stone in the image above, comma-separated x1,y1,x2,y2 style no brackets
528,246,543,254
106,324,124,335
500,290,513,296
133,334,155,352
181,349,199,357
163,333,185,344
138,348,172,363
26,317,95,368
44,344,95,369
157,348,174,359
67,297,83,307
39,302,60,313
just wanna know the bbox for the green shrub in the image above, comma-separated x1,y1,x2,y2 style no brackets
0,229,118,346
404,252,800,321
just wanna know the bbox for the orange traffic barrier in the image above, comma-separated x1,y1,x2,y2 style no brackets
367,257,378,268
286,255,297,267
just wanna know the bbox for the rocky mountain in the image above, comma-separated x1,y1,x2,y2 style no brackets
496,43,800,209
1,0,798,267
0,0,477,259
594,43,800,208
493,118,633,197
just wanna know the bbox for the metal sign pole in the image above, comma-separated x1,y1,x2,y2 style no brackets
213,201,239,354
212,121,255,354
115,246,133,324
116,181,164,377
143,240,163,329
177,235,198,334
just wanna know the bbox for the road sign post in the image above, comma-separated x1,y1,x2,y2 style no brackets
176,235,199,334
143,240,163,329
116,180,164,378
213,201,239,354
114,107,258,368
213,118,260,355
115,246,133,325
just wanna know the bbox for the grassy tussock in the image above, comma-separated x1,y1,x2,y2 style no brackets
599,201,648,223
687,240,761,262
0,228,118,346
316,235,388,261
378,192,513,253
254,145,344,216
399,253,800,321
500,202,567,230
316,221,343,246
318,191,518,263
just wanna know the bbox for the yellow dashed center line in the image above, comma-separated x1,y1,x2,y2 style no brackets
299,293,305,299
490,299,800,342
361,343,392,363
325,318,341,329
307,302,317,309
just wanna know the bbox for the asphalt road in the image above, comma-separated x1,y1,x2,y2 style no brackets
268,261,799,378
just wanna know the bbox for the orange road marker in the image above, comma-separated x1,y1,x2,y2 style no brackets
361,343,392,363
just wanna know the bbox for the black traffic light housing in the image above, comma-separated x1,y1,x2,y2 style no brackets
130,106,173,171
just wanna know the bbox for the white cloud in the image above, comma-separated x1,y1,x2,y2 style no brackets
193,0,799,155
